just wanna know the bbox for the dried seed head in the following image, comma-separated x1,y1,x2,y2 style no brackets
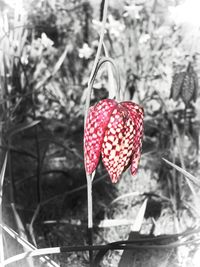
181,65,198,105
170,64,199,105
170,72,186,101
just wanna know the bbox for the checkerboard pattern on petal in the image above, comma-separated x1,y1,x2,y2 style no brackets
101,106,135,183
84,99,117,174
121,102,144,175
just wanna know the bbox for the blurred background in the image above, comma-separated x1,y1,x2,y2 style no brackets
0,0,200,266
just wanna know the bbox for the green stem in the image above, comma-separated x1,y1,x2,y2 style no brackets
35,123,41,204
86,174,93,263
102,42,121,100
84,0,108,126
84,1,108,264
86,174,93,229
8,140,15,204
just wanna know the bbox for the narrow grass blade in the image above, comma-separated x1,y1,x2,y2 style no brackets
11,203,35,267
2,247,61,266
131,198,147,232
0,152,8,206
98,219,133,228
7,120,40,138
0,152,8,266
10,203,27,241
111,192,140,205
0,223,59,267
162,158,200,187
29,204,40,247
35,45,69,91
52,45,68,76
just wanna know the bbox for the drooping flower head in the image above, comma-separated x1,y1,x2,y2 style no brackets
84,99,144,183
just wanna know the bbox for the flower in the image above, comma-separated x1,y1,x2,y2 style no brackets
84,99,144,183
79,43,93,59
41,33,54,48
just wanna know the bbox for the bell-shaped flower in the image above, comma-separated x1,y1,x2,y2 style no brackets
84,99,144,183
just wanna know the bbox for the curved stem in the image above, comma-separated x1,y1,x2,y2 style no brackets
84,0,108,264
84,0,108,126
90,57,121,101
102,42,121,100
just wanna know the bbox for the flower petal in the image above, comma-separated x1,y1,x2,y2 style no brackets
101,106,135,183
84,99,117,174
121,102,144,175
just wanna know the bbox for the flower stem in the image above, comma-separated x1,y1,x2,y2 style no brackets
86,174,93,229
84,0,108,126
84,0,108,264
86,174,93,263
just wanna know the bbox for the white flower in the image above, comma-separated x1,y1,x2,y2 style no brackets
78,43,93,59
92,15,125,38
139,33,150,44
41,33,54,48
107,15,125,38
123,4,142,19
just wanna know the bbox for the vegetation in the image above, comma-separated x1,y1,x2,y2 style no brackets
0,0,200,266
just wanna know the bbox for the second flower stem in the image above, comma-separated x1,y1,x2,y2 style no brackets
84,0,108,264
86,174,93,264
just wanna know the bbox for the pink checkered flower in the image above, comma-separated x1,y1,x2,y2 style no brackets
84,99,144,183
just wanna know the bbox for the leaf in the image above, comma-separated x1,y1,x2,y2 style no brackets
2,247,61,266
11,203,27,240
0,153,8,264
11,203,35,267
111,191,140,205
162,158,200,187
0,153,8,206
52,45,68,76
29,204,40,247
131,198,147,232
35,45,69,91
0,223,59,267
98,219,133,228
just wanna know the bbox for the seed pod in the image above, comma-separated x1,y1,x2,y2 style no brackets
189,65,198,102
181,72,191,105
170,72,186,101
181,64,199,105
